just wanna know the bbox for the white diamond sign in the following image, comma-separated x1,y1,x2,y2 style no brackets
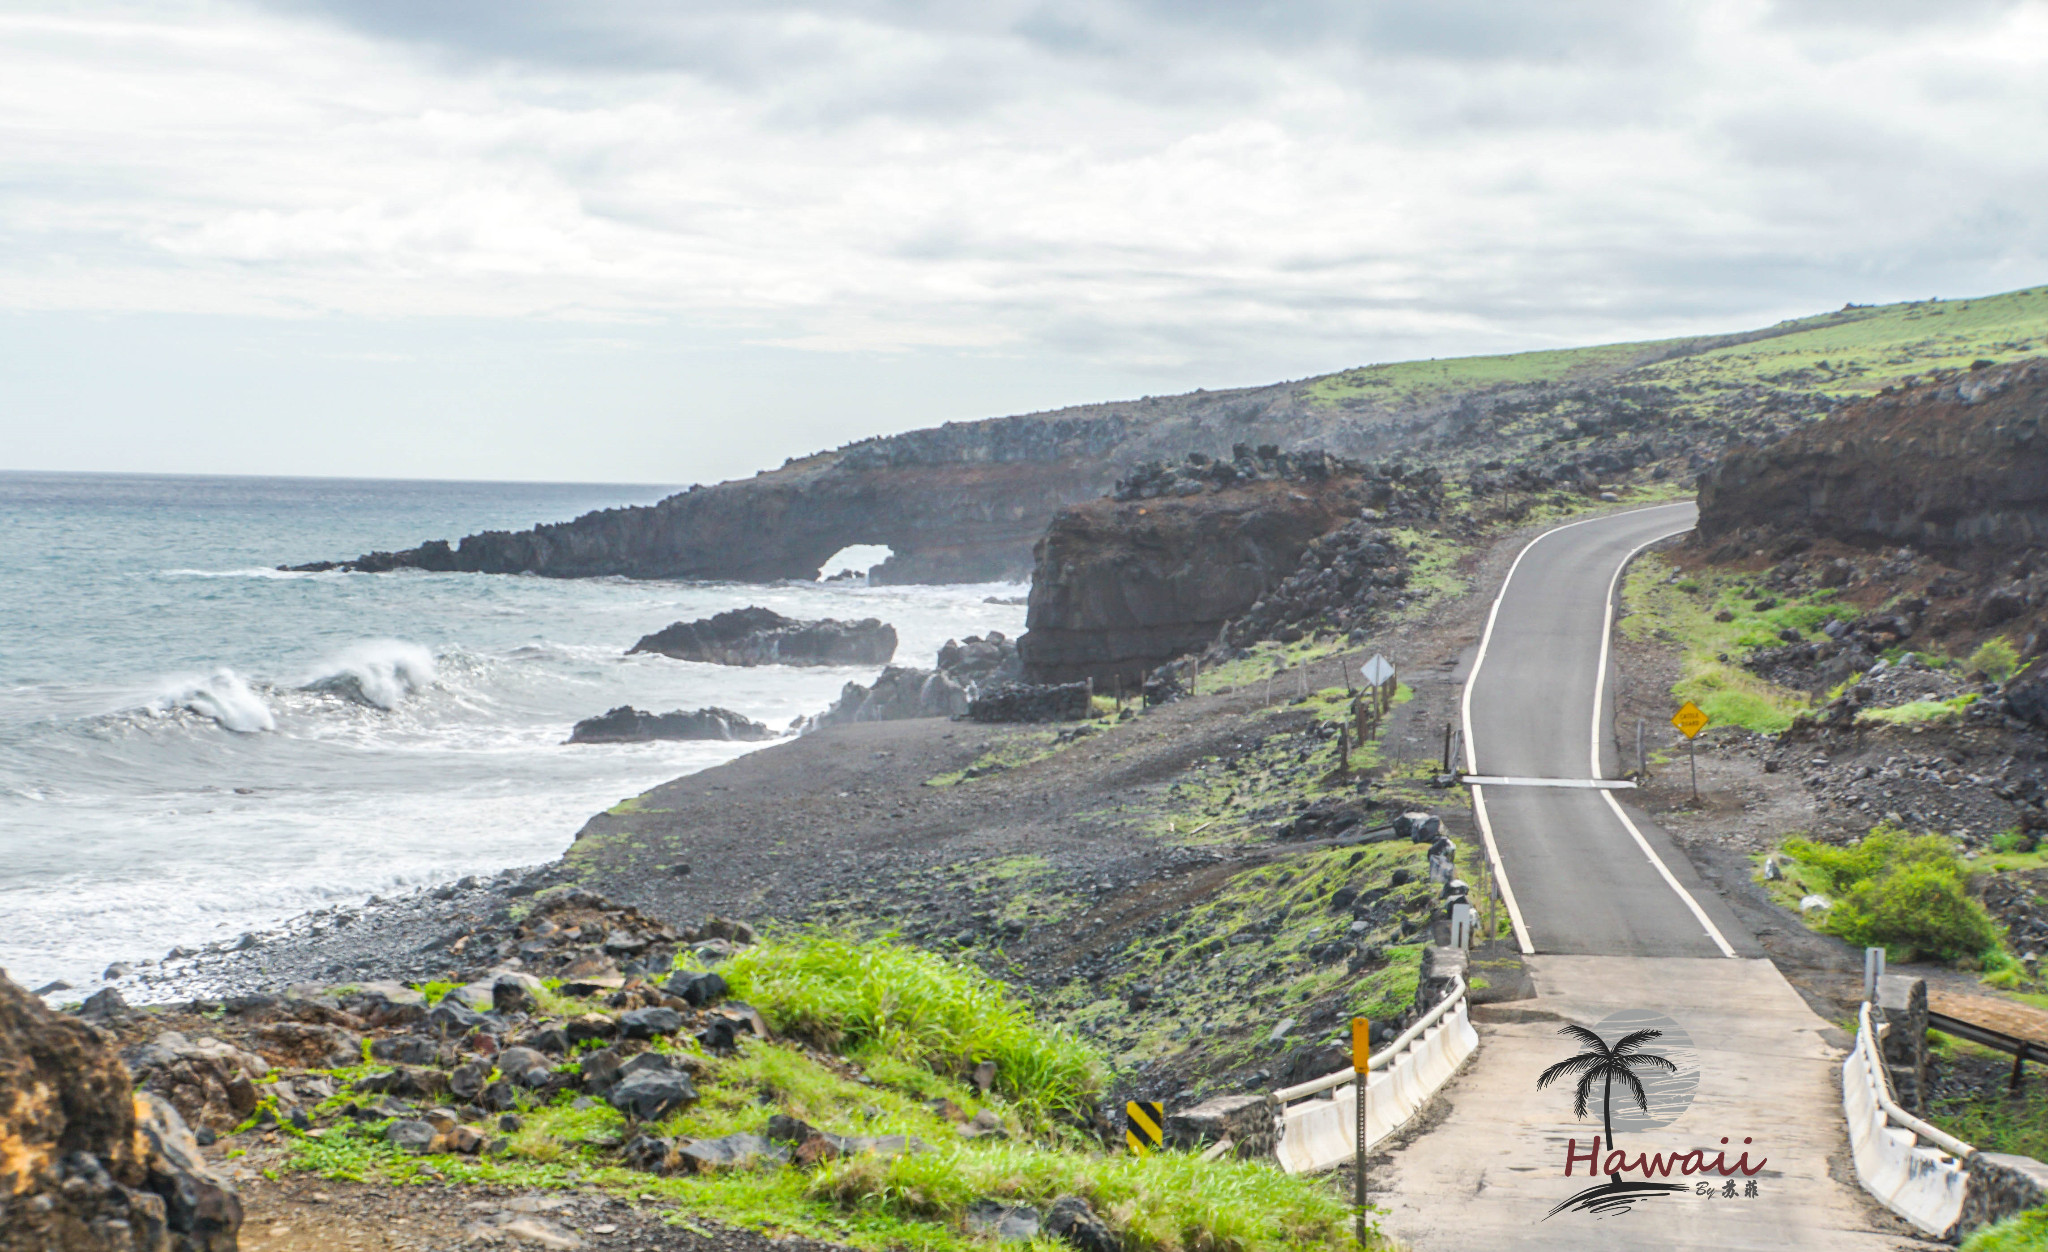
1362,654,1395,687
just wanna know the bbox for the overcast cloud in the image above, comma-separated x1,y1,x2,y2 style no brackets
3,0,2045,482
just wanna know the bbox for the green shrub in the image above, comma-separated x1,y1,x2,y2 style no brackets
1785,826,2001,963
717,933,1104,1123
1992,828,2037,854
1971,637,2023,683
1962,1205,2048,1251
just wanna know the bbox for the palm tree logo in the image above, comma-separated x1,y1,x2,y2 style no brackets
1538,1022,1688,1218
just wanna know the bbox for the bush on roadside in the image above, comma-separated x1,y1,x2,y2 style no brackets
715,933,1104,1124
1785,825,2002,964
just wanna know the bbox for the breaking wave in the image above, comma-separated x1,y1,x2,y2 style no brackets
162,669,275,733
300,641,437,710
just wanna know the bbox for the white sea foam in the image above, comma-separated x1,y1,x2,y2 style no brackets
159,566,339,580
301,640,437,710
163,669,276,733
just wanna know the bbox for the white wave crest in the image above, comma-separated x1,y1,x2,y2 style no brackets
159,567,334,580
165,669,276,733
301,640,437,710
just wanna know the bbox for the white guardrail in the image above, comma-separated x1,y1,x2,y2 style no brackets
1844,1000,1973,1237
1272,976,1478,1174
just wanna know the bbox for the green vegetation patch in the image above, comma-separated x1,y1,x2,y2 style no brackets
1854,694,1978,727
718,933,1104,1125
1929,1032,2048,1165
1768,825,2001,964
1637,287,2048,398
1304,340,1677,409
1621,554,1829,733
924,720,1126,788
1042,841,1441,1073
1963,1205,2048,1252
292,932,1361,1252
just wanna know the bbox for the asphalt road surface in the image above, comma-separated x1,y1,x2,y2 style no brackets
1462,503,1760,959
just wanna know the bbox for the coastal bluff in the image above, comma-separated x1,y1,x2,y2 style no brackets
1018,448,1443,686
295,412,1137,584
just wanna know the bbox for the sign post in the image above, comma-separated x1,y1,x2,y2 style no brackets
1352,1017,1371,1245
1362,654,1396,722
1124,1101,1164,1157
1671,701,1710,803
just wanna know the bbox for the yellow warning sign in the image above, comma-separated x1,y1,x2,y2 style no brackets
1672,701,1710,740
1125,1101,1164,1156
1351,1018,1372,1072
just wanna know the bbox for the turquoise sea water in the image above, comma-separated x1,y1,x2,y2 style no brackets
0,472,1024,991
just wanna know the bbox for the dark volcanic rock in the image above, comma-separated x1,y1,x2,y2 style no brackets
1697,361,2048,554
967,682,1093,723
0,971,243,1252
284,317,1831,586
607,1069,699,1122
568,706,777,744
1019,447,1442,684
804,631,1023,729
628,608,897,668
294,412,1134,584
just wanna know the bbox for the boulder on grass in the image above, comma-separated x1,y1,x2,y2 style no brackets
607,1069,699,1122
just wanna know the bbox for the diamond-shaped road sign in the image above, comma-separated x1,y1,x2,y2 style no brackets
1671,700,1710,740
1362,654,1395,688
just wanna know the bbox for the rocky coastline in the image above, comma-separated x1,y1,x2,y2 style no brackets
628,608,897,668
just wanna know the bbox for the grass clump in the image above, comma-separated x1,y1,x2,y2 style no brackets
809,1141,1354,1251
1782,825,2002,964
717,933,1104,1124
1971,637,2024,683
1963,1206,2048,1252
1619,555,1817,733
1855,694,1977,727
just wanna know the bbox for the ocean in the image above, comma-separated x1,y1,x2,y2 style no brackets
0,472,1026,993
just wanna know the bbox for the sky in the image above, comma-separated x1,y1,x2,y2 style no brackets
4,0,2047,486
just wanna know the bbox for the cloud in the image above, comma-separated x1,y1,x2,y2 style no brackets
2,0,2046,387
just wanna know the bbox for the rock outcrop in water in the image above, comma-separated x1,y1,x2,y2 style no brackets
628,608,896,667
568,707,777,744
803,633,1021,729
1018,448,1443,685
0,973,242,1252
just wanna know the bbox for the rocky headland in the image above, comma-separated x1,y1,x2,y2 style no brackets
1017,447,1443,686
568,707,778,745
627,608,896,668
281,294,1912,586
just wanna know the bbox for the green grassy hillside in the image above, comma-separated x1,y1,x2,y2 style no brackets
1301,285,2048,413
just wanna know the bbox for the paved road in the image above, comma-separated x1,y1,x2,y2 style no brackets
1374,505,1925,1251
1462,502,1759,958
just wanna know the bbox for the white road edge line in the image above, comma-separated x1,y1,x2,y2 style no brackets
1461,504,1689,954
1461,776,1637,789
1590,524,1740,959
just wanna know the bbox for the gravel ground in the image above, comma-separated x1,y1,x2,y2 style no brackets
232,1166,852,1252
